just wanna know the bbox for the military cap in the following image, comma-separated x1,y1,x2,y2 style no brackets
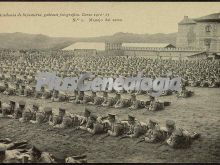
128,115,135,120
90,114,97,121
85,107,91,114
108,113,116,118
32,103,39,108
166,120,175,128
149,119,158,124
44,107,52,113
131,93,136,97
116,92,121,95
59,108,66,113
30,145,42,156
173,128,183,136
9,100,16,104
18,100,26,106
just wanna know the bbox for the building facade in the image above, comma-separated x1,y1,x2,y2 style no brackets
176,13,220,52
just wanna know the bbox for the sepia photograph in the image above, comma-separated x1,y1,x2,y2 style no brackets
0,1,219,163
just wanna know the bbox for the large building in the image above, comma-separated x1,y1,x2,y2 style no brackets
176,13,220,52
62,13,220,60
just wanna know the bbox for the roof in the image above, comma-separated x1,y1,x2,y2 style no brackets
122,43,175,48
195,12,220,22
187,52,207,57
178,16,196,25
62,42,105,51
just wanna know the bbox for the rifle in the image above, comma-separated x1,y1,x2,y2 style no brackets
79,130,88,135
157,140,167,148
100,134,110,140
136,138,145,144
119,135,130,140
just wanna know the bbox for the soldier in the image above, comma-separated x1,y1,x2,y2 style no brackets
3,83,16,96
74,91,84,104
67,90,78,103
29,145,56,163
78,108,92,130
142,119,167,143
92,91,107,106
129,93,145,110
0,100,16,118
102,114,124,137
51,90,59,102
65,155,87,163
30,106,52,124
82,91,96,105
0,146,29,163
0,81,7,93
0,103,11,118
14,101,26,119
53,112,73,129
102,92,120,107
114,93,132,109
85,114,104,135
177,85,194,98
19,105,33,123
49,108,66,127
42,88,52,100
35,86,45,98
18,84,26,96
147,96,164,111
120,115,145,138
165,120,200,149
30,103,39,121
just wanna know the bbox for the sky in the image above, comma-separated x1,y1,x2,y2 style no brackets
0,2,220,38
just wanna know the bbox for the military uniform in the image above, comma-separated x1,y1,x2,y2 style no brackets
14,101,26,119
49,108,65,127
148,96,164,111
92,91,107,105
102,93,120,107
129,94,145,110
144,119,166,143
165,120,200,149
54,112,73,129
82,92,96,104
35,86,45,98
102,114,124,136
29,145,56,163
19,106,33,123
86,114,104,134
0,147,30,163
121,115,145,138
30,106,52,124
74,91,84,104
0,100,16,118
42,88,52,99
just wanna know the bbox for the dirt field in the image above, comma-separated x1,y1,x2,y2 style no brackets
0,87,220,163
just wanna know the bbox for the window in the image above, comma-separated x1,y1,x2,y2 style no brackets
205,25,211,32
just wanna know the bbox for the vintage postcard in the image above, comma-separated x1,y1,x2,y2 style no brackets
0,2,219,163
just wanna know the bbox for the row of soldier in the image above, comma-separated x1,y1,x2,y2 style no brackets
0,51,220,91
0,99,200,150
0,85,172,111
